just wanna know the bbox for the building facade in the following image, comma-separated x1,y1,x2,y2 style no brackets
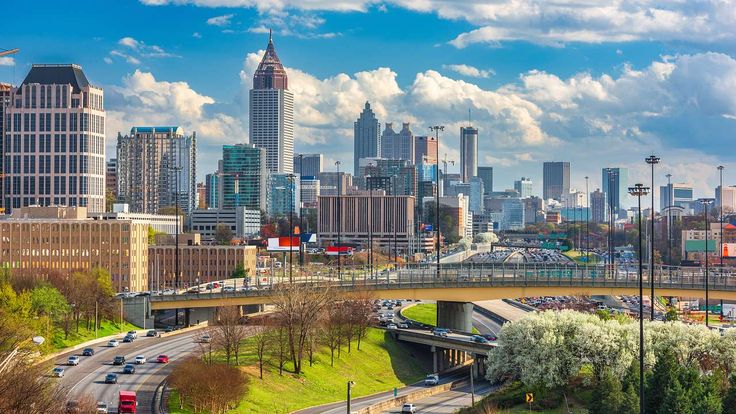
220,144,268,211
460,126,478,182
250,33,293,174
543,162,570,201
293,153,323,178
0,206,148,292
318,171,352,196
90,203,180,235
591,189,607,223
300,176,320,208
189,207,261,241
660,182,694,212
514,177,533,199
3,64,106,213
205,172,219,210
0,82,10,211
269,173,300,218
414,135,438,164
602,167,628,218
116,126,197,215
353,101,380,177
105,158,117,202
380,123,415,163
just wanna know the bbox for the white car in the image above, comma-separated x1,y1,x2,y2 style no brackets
52,367,65,378
386,323,398,330
96,402,109,413
401,403,416,413
67,355,80,366
222,286,235,293
199,334,212,343
108,339,120,347
134,355,147,364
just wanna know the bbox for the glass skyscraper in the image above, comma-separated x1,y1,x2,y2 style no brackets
221,144,268,212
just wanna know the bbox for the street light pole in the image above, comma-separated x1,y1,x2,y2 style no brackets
718,166,725,317
336,161,342,280
645,155,660,320
346,380,355,414
298,154,304,266
430,125,444,279
170,162,183,327
585,176,589,263
628,183,649,414
288,174,295,284
699,198,715,327
666,173,673,281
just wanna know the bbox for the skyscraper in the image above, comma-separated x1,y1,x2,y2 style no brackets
116,126,197,214
601,167,628,218
269,173,300,218
220,144,268,211
293,153,323,178
106,158,117,200
478,166,493,194
460,126,478,182
514,177,533,199
414,135,437,164
2,64,106,213
353,101,380,176
591,189,607,223
0,83,10,212
250,32,293,174
380,122,415,163
543,162,570,201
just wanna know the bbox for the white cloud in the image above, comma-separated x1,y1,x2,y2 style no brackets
206,14,234,26
110,50,142,65
103,57,113,64
0,57,15,66
442,64,493,78
116,37,180,58
192,32,203,38
247,10,338,39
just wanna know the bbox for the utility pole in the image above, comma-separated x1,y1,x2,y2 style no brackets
645,155,660,320
336,161,342,280
430,125,445,279
170,161,182,327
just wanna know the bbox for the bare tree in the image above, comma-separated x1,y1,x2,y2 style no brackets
213,306,250,365
249,326,270,380
267,319,290,376
350,292,375,350
197,327,216,364
169,357,248,413
323,304,344,366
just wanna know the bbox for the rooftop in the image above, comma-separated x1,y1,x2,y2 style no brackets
21,64,94,93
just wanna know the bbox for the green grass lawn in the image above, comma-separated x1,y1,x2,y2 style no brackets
168,328,426,414
401,303,480,334
50,319,139,349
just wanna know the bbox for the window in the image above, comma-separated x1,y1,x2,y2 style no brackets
31,85,36,108
55,86,61,108
70,113,77,131
40,85,45,108
54,113,60,132
62,86,68,108
69,134,77,152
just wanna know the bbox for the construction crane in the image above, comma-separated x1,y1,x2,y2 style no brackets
0,48,19,58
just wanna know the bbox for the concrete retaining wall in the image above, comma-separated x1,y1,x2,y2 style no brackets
356,382,456,414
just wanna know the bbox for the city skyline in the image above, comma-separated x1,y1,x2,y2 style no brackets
2,1,736,206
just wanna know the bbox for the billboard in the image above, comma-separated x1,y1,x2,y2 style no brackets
723,243,736,258
267,237,300,252
326,246,354,256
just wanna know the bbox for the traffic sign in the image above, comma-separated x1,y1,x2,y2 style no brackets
525,393,534,403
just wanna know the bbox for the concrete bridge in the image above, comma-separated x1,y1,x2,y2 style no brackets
132,262,736,332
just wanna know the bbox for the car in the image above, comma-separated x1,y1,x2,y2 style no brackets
398,323,409,329
82,348,95,356
146,329,160,337
471,335,489,344
386,323,398,330
134,355,146,364
96,402,109,413
480,334,497,341
432,328,448,337
199,334,212,343
104,373,118,384
122,364,136,374
108,339,119,347
164,327,174,333
68,355,80,366
127,331,137,339
222,286,235,293
401,403,417,413
122,335,134,343
424,373,439,386
157,354,169,363
113,356,126,365
52,367,65,378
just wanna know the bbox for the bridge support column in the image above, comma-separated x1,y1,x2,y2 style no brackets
437,301,473,333
431,346,437,373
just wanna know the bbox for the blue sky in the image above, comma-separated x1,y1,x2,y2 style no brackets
3,0,736,208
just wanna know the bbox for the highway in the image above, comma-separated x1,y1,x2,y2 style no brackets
380,380,495,414
52,330,201,413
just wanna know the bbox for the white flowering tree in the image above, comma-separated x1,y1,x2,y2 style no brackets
458,236,473,251
473,232,499,244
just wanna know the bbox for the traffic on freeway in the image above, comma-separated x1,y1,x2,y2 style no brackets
52,329,202,413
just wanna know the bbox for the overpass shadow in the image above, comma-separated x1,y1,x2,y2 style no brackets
382,330,432,384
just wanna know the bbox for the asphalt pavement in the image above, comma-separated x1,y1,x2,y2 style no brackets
52,331,201,413
380,380,495,414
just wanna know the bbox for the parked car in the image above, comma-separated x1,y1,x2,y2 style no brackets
68,355,80,366
104,373,118,384
52,367,65,378
134,355,146,364
96,401,109,413
424,373,439,386
107,339,119,347
82,348,95,356
113,356,126,365
401,403,417,413
157,354,169,363
122,364,136,374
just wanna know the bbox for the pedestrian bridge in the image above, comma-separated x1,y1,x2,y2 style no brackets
146,263,736,310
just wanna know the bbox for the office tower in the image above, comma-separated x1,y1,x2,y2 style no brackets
601,167,628,217
2,64,106,213
716,185,736,213
414,135,437,164
106,158,117,200
318,171,352,196
448,177,484,214
220,144,268,211
117,126,197,214
0,83,10,212
380,122,415,163
353,101,380,176
523,196,544,224
661,182,694,210
250,32,293,174
502,198,525,230
196,182,207,209
514,177,533,199
591,189,607,223
269,173,300,218
478,166,493,194
300,176,320,208
205,172,219,209
460,126,478,182
543,161,570,201
293,153,323,178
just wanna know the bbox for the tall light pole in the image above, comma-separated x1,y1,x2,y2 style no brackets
628,183,649,414
392,174,398,264
585,176,589,263
297,154,304,266
699,198,715,327
170,162,183,326
367,163,375,279
430,125,444,279
336,161,342,280
645,155,660,320
346,380,355,414
666,173,673,280
287,174,295,284
718,165,725,317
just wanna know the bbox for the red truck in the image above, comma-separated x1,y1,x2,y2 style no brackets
118,391,137,413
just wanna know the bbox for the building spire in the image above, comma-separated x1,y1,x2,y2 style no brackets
269,28,272,44
253,31,288,90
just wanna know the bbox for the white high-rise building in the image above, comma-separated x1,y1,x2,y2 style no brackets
2,64,106,213
460,126,478,182
249,32,294,174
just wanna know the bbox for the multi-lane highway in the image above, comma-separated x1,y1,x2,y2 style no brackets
52,330,202,413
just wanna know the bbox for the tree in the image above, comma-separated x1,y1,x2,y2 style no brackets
665,307,679,321
458,236,473,251
250,326,270,379
213,306,250,365
169,357,248,413
474,232,499,244
323,303,344,366
214,224,234,245
267,320,290,376
723,374,736,414
231,263,247,279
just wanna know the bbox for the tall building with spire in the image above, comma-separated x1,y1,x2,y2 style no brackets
250,31,293,174
353,101,380,176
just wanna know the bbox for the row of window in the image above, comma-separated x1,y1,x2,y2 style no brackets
4,175,104,196
6,133,104,155
6,112,103,134
14,85,101,110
